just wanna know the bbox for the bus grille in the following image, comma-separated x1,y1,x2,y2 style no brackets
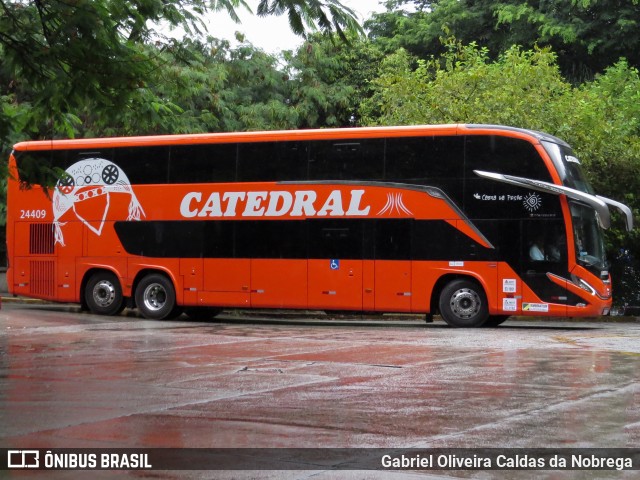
30,223,55,254
30,260,55,297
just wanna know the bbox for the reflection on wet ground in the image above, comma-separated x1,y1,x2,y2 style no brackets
1,304,639,477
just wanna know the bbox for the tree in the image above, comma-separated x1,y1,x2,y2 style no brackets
361,39,571,129
284,32,385,127
494,0,640,80
255,0,361,40
0,0,362,141
366,0,640,80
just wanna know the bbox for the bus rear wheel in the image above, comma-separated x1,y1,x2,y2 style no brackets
135,273,179,320
439,279,488,328
85,271,124,316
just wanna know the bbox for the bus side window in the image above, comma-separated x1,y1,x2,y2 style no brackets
169,144,237,183
114,146,170,185
237,141,308,182
308,140,384,181
522,221,567,264
464,135,553,181
385,136,464,183
308,220,364,259
235,221,307,259
14,150,55,187
412,221,461,260
375,220,411,260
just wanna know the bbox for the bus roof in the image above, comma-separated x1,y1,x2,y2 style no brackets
12,124,569,151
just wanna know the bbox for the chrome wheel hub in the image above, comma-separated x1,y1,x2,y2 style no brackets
93,281,116,307
449,288,481,319
143,283,167,312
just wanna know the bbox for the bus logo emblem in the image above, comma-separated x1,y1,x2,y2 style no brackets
523,192,542,212
377,193,413,216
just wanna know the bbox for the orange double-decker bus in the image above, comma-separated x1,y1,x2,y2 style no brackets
6,124,633,326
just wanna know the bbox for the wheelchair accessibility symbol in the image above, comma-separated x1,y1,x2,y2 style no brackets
330,259,340,270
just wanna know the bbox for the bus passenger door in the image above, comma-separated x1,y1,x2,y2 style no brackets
520,220,568,316
374,261,412,312
374,220,413,312
307,221,363,311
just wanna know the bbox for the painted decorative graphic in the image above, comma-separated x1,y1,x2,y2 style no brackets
473,191,544,213
523,192,543,212
52,158,145,246
377,193,413,216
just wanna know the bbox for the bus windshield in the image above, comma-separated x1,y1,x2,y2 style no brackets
544,140,608,272
542,140,594,194
571,202,607,272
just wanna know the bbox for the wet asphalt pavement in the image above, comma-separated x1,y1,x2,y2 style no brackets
1,303,639,479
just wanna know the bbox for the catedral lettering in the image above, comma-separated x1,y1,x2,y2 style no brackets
179,189,370,218
7,125,634,327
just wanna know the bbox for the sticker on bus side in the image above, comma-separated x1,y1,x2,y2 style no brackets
503,298,518,311
522,303,549,312
502,279,517,293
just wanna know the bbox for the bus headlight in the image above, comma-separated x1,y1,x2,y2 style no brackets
571,274,597,296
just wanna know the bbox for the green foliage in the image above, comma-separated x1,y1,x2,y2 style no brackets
256,0,363,40
284,32,385,127
362,40,570,129
367,0,640,80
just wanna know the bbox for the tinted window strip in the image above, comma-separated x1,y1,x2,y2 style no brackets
114,219,495,261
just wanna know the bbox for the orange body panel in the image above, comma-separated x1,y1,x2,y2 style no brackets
375,261,412,312
203,259,250,294
308,259,362,311
250,259,307,309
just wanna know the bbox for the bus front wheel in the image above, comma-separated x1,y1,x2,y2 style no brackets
85,271,124,316
135,274,178,320
439,279,488,328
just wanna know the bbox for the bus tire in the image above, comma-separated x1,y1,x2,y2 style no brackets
438,279,488,328
135,273,177,320
85,271,124,316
